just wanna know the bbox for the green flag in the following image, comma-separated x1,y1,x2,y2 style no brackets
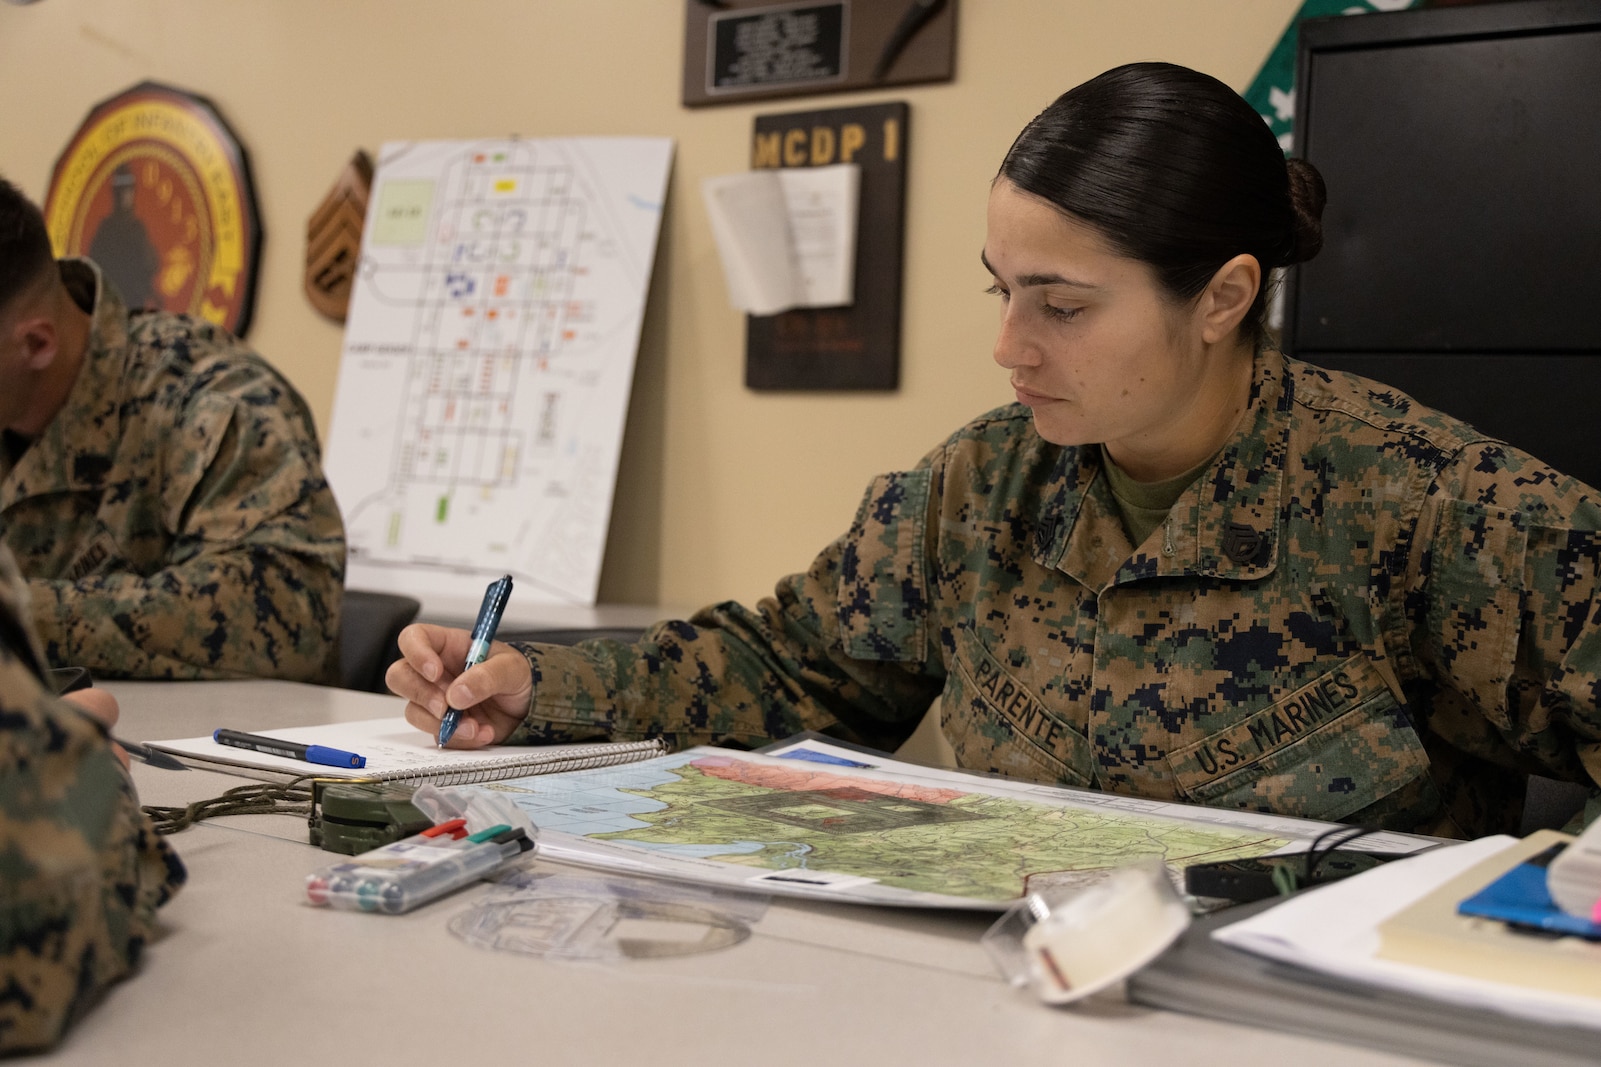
1243,0,1425,154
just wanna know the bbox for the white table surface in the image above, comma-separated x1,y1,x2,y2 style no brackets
31,679,1429,1066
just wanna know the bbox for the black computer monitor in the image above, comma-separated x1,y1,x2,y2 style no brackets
1284,0,1601,489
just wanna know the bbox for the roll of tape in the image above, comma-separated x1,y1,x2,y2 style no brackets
983,861,1191,1005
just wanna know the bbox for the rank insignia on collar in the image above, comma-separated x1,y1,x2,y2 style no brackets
1223,522,1265,565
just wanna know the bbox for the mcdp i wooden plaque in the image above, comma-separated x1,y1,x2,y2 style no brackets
746,101,906,391
44,81,263,337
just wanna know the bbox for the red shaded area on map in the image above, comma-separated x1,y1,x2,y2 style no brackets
691,756,965,803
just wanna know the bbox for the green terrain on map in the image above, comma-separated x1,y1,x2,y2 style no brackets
591,763,1288,901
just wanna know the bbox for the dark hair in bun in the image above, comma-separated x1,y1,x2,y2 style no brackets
997,62,1327,347
1284,156,1327,265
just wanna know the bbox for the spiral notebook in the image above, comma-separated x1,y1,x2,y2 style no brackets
146,717,669,785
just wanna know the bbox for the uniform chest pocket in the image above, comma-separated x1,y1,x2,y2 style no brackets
943,628,1093,789
1166,654,1430,822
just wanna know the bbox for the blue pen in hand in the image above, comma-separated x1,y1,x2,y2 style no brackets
438,574,514,748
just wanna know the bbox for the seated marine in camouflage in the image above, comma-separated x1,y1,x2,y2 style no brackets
0,546,185,1052
0,176,345,682
387,63,1601,840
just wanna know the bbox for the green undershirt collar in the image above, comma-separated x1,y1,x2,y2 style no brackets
1099,444,1217,549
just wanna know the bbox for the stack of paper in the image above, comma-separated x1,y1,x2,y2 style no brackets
1127,891,1600,1067
1376,831,1601,998
1212,834,1601,1030
1549,816,1601,917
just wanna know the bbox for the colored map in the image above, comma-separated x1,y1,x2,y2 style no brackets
326,137,673,611
486,743,1297,907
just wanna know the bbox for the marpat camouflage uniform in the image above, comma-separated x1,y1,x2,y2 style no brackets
0,259,346,682
508,350,1601,838
0,548,184,1053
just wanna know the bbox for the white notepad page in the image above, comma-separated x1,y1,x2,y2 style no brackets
148,717,666,784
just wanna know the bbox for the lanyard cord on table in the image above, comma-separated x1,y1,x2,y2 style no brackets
141,774,338,834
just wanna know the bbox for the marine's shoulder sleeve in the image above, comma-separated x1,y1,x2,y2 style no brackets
1404,423,1601,789
126,316,338,537
28,312,346,681
0,560,185,1052
838,402,1055,660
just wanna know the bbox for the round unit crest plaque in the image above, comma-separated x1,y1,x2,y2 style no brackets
44,81,262,336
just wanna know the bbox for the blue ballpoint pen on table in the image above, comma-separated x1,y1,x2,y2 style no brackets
438,574,514,748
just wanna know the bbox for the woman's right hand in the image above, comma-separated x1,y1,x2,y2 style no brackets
387,622,533,748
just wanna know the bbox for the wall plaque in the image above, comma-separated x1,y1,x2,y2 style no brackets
305,150,373,323
710,2,847,95
43,81,262,336
684,0,955,107
745,101,907,390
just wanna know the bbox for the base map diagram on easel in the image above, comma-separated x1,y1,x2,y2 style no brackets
326,137,673,610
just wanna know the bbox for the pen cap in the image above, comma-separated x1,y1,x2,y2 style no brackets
410,782,537,841
981,861,1190,1006
470,575,514,641
305,744,366,768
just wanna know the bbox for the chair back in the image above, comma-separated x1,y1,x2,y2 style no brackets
339,589,422,692
1521,775,1592,836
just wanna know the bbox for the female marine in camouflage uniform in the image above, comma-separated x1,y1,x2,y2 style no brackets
391,63,1601,839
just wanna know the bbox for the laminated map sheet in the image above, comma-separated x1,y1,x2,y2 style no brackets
477,736,1434,909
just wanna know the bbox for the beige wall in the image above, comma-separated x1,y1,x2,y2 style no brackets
0,0,1301,611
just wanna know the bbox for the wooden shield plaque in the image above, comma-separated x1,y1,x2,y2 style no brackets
43,81,263,337
305,151,373,323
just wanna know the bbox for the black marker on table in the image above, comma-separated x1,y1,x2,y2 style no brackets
212,729,366,769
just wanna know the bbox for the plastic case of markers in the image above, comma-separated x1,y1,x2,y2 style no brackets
306,822,534,915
